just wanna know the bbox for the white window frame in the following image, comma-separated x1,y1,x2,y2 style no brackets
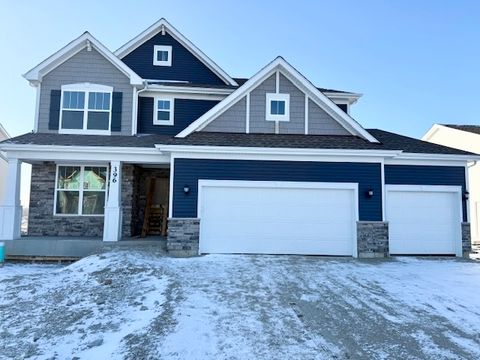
153,45,172,66
59,83,113,135
153,96,175,125
266,93,290,121
53,164,109,217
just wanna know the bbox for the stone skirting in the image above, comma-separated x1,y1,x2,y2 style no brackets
167,218,200,257
357,221,389,258
462,222,471,257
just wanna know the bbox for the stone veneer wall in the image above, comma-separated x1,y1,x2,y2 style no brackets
29,162,104,237
121,164,135,238
462,222,471,257
167,218,200,257
357,221,389,258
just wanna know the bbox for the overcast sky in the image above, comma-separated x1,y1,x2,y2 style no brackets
0,0,479,140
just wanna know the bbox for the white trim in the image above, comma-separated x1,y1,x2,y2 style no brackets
176,57,379,142
385,184,463,256
115,18,237,86
245,92,250,134
33,83,41,133
153,96,175,125
304,94,309,135
132,86,138,135
422,124,443,141
139,90,225,101
23,32,143,86
275,71,280,93
0,123,10,139
168,155,175,218
197,179,359,257
153,45,172,66
465,164,470,223
59,83,113,135
53,164,108,217
266,93,290,122
381,159,385,221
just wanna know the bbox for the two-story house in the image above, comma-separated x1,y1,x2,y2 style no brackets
0,19,476,257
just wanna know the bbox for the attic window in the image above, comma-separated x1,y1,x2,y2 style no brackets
153,45,172,66
266,93,290,121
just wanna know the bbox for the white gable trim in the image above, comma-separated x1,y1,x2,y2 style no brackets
23,32,143,86
176,57,379,143
114,18,238,87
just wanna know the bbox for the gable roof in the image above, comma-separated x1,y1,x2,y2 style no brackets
115,18,237,87
23,32,143,86
444,124,480,135
176,57,379,143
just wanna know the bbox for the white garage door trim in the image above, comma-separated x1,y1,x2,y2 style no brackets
197,180,359,257
386,184,463,256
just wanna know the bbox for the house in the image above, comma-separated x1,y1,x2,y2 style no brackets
0,19,476,258
423,124,480,246
0,123,10,202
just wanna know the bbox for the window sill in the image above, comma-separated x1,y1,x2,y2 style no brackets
153,121,174,126
53,214,105,217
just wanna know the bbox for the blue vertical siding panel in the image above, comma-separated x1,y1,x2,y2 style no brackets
121,32,226,84
173,159,382,221
137,98,219,135
385,165,467,221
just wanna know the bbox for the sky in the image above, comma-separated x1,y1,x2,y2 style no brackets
0,0,479,140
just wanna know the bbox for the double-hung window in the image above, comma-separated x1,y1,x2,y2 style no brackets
55,165,108,216
153,97,174,125
60,83,113,134
266,93,290,121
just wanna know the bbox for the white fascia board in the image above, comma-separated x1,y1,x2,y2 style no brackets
146,84,233,95
421,124,444,141
322,92,362,105
23,32,143,86
0,144,169,164
176,57,379,143
157,144,401,158
114,18,237,86
0,123,10,139
393,152,480,162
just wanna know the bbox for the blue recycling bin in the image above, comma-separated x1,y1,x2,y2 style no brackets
0,242,4,264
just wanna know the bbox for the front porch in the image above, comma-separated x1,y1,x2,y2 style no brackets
4,236,167,260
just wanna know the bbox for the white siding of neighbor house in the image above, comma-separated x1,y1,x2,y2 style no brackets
424,126,480,244
0,125,9,203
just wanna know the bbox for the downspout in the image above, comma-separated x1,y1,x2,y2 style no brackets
132,80,149,135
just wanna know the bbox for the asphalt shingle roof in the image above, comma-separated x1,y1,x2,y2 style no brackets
0,129,473,156
445,125,480,135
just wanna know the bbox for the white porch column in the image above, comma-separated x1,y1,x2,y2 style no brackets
0,158,22,240
103,161,122,242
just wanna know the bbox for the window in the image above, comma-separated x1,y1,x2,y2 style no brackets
153,97,174,125
60,83,113,135
55,165,108,216
266,93,290,121
153,45,172,66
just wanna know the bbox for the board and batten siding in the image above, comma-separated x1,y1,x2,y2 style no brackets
121,32,225,85
200,72,350,135
172,159,382,221
385,165,467,221
137,97,219,135
38,48,133,135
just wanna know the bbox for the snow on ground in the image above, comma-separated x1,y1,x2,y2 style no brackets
0,252,480,360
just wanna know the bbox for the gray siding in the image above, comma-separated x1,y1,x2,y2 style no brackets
39,48,133,135
308,99,350,135
278,74,305,134
249,74,276,133
203,97,246,133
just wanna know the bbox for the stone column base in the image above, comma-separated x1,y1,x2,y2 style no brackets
462,222,471,258
167,218,200,257
357,221,389,258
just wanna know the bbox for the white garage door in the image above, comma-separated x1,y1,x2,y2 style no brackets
198,180,358,256
386,185,462,256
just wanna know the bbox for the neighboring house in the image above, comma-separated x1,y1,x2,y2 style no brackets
0,19,477,258
423,124,480,246
0,123,10,202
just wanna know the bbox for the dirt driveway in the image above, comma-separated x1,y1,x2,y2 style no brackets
1,251,479,359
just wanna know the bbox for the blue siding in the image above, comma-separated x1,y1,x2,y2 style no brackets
137,97,219,135
121,32,226,84
173,159,382,221
385,165,467,221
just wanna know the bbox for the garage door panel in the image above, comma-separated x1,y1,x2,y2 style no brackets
387,186,461,255
199,181,357,255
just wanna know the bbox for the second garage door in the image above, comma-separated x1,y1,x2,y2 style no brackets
386,185,462,256
198,180,358,256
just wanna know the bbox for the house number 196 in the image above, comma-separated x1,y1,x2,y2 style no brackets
112,166,118,183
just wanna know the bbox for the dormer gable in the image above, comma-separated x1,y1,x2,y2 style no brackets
115,18,237,86
177,57,379,143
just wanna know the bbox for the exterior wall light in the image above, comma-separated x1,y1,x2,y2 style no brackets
366,189,374,198
463,191,469,200
183,185,190,194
